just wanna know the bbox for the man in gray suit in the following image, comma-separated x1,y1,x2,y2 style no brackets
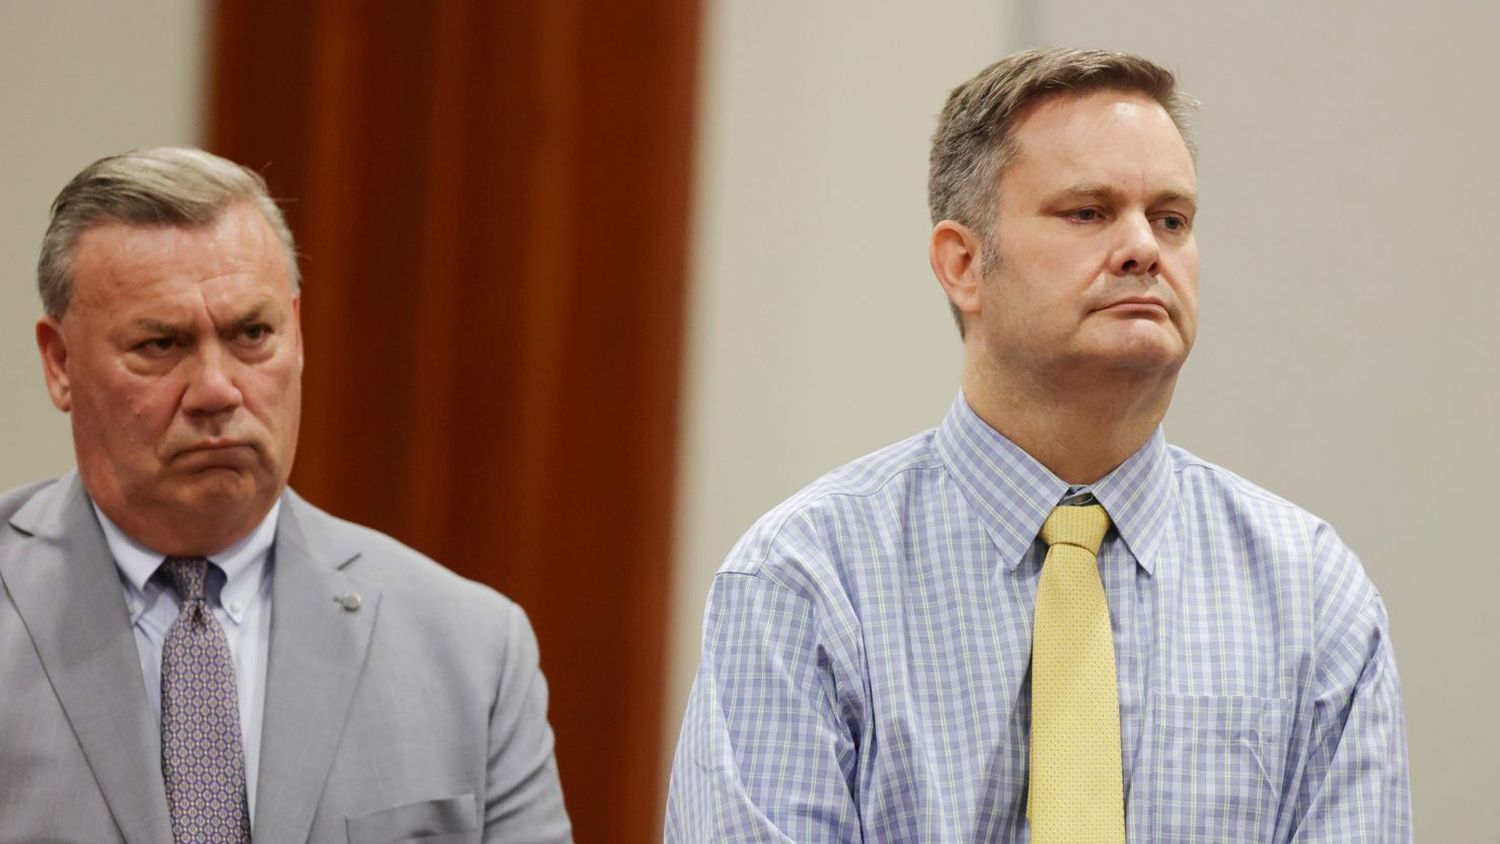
0,148,572,843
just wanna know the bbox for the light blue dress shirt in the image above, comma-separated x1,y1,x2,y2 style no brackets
667,394,1410,842
96,501,278,821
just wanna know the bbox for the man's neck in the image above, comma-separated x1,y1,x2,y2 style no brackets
962,363,1177,485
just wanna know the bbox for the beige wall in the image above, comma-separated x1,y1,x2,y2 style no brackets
0,0,207,491
671,0,1500,838
664,0,1019,795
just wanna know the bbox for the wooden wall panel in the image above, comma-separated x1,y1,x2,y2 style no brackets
209,2,700,839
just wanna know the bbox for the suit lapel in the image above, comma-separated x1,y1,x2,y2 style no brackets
253,491,380,844
1,473,173,844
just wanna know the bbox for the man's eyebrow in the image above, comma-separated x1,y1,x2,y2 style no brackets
1053,184,1118,201
1050,184,1198,211
222,303,271,330
127,304,275,337
1155,188,1199,212
130,318,188,336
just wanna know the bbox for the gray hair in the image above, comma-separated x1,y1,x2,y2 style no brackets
928,49,1197,332
37,147,299,318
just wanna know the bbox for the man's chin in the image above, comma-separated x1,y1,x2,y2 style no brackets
1081,327,1190,372
165,472,274,514
1115,348,1188,373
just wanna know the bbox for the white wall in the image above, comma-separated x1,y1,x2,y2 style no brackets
0,0,207,490
671,0,1500,838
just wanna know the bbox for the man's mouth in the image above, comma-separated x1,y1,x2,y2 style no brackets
1096,297,1168,314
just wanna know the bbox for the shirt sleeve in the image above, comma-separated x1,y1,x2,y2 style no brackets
1288,539,1412,842
665,570,864,843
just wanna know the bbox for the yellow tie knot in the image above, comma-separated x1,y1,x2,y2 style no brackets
1039,504,1111,555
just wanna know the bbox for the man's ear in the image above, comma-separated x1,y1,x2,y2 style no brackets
292,293,304,370
929,220,987,327
36,316,72,412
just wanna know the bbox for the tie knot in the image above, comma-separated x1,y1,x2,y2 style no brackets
160,557,211,603
1039,504,1111,555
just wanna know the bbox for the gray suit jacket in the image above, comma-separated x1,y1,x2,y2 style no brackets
0,472,572,843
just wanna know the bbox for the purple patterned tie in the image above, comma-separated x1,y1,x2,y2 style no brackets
159,557,252,843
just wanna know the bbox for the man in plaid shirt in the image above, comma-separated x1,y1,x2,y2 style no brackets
667,48,1410,843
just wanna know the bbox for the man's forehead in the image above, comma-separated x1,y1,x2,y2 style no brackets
1004,90,1196,189
70,208,292,301
1012,87,1186,143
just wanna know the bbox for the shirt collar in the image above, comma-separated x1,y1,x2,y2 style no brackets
1084,424,1175,575
93,499,281,619
934,392,1175,575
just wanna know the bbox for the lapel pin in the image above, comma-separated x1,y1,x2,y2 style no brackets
334,592,362,612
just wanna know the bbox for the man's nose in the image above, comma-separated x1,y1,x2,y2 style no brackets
182,343,244,415
1110,214,1160,277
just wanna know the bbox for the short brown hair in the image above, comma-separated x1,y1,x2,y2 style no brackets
37,147,299,319
929,48,1196,234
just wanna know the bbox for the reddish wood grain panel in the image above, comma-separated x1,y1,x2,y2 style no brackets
209,2,700,839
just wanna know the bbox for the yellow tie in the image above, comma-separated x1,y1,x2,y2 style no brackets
1028,503,1124,843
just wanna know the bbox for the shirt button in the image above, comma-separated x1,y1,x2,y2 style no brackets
230,603,242,614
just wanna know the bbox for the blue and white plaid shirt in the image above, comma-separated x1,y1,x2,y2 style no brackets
667,394,1410,842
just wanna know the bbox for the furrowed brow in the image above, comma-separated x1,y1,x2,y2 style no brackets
131,319,189,336
215,302,281,338
225,304,270,330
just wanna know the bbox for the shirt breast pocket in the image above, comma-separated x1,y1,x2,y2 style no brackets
1141,694,1294,842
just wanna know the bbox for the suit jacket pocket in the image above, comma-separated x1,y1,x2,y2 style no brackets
346,792,478,843
1143,694,1294,843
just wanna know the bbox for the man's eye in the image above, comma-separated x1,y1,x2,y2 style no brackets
139,337,175,353
1158,215,1188,232
1070,208,1101,221
235,325,277,347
